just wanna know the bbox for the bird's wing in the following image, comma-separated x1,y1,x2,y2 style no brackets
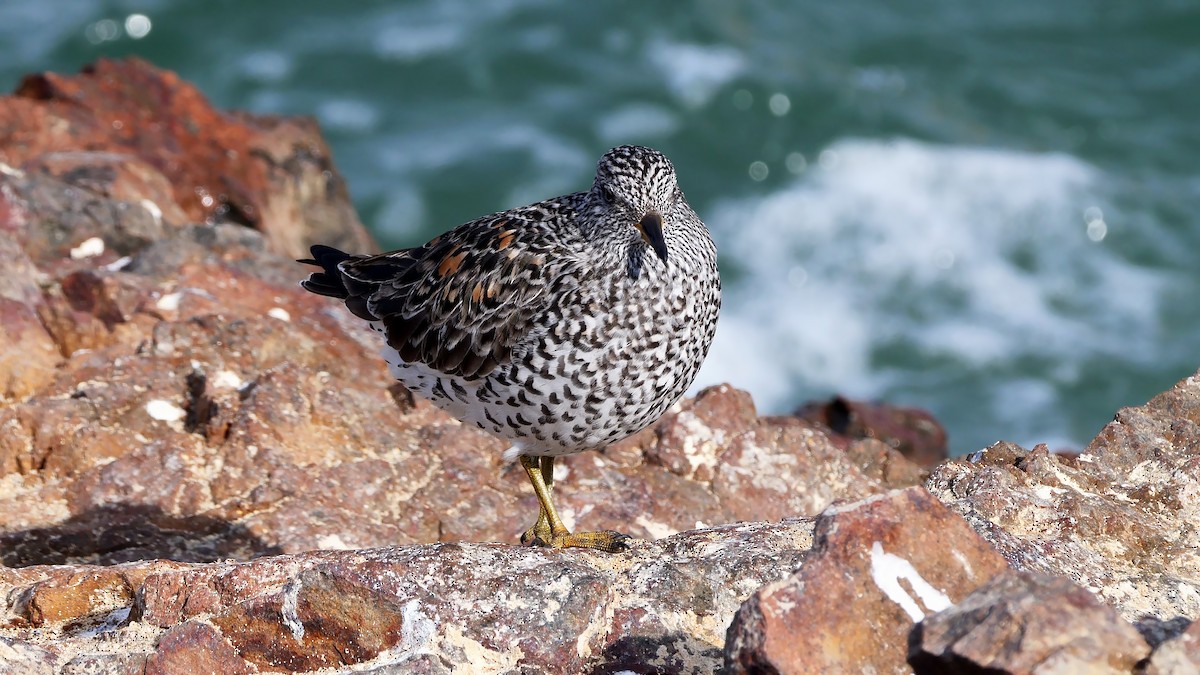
338,202,577,380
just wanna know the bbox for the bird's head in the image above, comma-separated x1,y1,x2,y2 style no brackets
590,145,683,263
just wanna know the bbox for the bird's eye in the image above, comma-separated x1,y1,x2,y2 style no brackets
601,185,617,204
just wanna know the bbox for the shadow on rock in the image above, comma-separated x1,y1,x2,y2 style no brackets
1134,615,1194,649
0,504,280,567
594,633,721,674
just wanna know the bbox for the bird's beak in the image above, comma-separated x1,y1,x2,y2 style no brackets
636,211,669,262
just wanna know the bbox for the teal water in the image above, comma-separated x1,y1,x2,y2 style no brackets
3,1,1199,455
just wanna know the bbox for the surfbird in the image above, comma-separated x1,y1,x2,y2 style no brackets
299,145,721,552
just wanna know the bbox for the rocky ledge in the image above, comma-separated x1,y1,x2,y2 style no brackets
0,60,1197,674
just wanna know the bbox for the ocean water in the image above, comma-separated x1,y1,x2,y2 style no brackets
2,1,1199,455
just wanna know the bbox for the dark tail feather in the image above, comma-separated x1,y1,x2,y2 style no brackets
298,245,355,299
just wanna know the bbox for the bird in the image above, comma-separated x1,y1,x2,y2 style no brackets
299,145,720,552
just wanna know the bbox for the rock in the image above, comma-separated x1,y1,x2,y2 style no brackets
711,420,889,521
910,569,1150,674
62,653,148,675
18,570,133,628
841,435,933,490
0,205,916,567
0,296,61,403
0,229,56,406
646,384,758,481
2,522,815,674
3,561,180,632
0,57,374,261
144,623,251,675
795,395,949,468
0,637,57,675
1145,619,1200,675
724,487,1010,674
926,371,1200,623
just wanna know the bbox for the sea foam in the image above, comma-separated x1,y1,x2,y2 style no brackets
693,137,1165,451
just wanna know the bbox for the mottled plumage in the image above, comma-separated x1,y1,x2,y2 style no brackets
301,145,720,551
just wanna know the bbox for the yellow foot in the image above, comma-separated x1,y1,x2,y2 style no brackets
517,454,631,553
523,528,631,553
520,519,553,547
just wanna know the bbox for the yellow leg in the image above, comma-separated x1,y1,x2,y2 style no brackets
518,455,630,553
520,456,555,546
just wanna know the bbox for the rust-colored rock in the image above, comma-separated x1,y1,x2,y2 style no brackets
19,570,133,627
211,566,413,672
926,372,1200,623
712,421,888,522
1,560,180,632
842,436,932,490
910,570,1150,674
795,395,949,468
0,57,373,260
724,487,1010,674
144,622,252,675
0,234,66,406
0,297,60,403
647,384,759,481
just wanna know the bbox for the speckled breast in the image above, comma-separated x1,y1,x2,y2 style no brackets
378,245,720,456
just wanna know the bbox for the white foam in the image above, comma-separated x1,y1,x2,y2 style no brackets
317,98,380,133
379,124,588,213
647,41,745,109
597,103,680,143
374,24,463,62
240,50,293,82
693,137,1166,448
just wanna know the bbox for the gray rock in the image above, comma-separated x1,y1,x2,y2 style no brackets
4,521,815,674
926,371,1200,624
911,570,1150,674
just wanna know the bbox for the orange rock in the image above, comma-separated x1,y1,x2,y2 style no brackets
0,57,374,261
725,487,1010,673
0,297,61,402
22,569,133,626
